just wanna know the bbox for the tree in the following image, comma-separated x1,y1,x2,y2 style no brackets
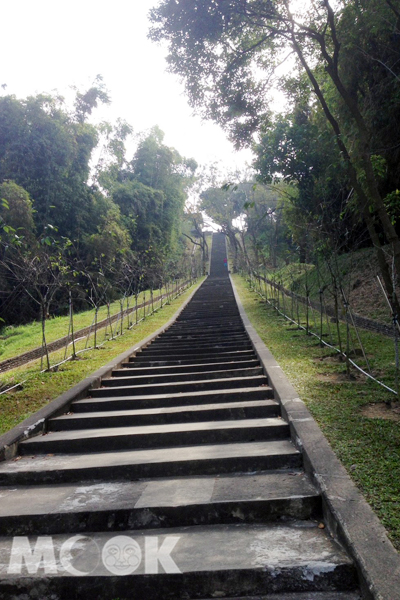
0,91,105,239
0,84,199,327
93,118,134,194
182,210,209,274
150,0,400,310
73,75,110,123
253,83,358,262
112,179,165,252
0,235,70,369
0,181,35,239
200,183,244,270
119,126,198,255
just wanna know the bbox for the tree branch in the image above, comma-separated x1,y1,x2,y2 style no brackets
182,232,203,247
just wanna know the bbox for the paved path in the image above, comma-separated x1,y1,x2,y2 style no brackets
0,233,398,598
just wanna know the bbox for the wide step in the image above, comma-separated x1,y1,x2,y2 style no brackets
49,399,280,430
118,358,261,375
91,375,269,397
0,523,358,599
20,418,290,455
71,387,275,412
106,366,264,386
0,441,302,484
0,471,320,535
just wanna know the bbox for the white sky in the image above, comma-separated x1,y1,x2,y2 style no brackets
1,0,253,171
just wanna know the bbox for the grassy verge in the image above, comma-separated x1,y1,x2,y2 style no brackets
0,278,205,436
0,284,177,362
232,273,400,551
262,246,395,325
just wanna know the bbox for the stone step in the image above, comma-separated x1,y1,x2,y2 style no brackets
178,306,238,313
134,349,255,361
20,418,290,455
138,343,253,356
118,358,261,375
0,233,363,599
158,332,248,341
72,386,274,412
90,375,269,398
0,523,358,599
49,399,280,431
165,324,244,333
127,351,257,367
177,307,239,313
154,337,250,347
199,594,361,600
152,329,248,340
0,440,302,485
176,313,241,321
0,471,320,535
143,339,252,351
174,321,243,328
105,366,264,386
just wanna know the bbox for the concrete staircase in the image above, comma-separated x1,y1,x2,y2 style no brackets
0,234,361,599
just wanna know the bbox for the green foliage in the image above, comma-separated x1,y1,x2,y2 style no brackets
73,75,110,123
0,94,100,238
385,190,400,225
120,126,197,255
150,0,400,307
149,1,272,145
113,180,164,250
0,89,198,326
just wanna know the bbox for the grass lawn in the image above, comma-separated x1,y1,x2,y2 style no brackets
262,246,395,325
232,273,400,552
0,284,179,363
0,278,204,436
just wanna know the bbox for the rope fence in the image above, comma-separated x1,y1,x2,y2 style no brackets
243,268,399,396
0,276,197,396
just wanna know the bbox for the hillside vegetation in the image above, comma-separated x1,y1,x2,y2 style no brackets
265,247,395,326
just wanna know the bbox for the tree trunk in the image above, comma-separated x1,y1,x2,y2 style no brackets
41,304,50,371
292,36,400,312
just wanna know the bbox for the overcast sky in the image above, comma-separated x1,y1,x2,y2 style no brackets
2,0,253,170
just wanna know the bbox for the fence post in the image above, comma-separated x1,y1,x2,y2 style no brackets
319,289,324,346
94,307,98,349
70,291,76,359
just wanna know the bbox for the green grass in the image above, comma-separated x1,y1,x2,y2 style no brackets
0,278,205,436
262,246,393,325
232,273,400,551
0,285,177,362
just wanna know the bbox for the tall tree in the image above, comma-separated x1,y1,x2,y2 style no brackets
150,0,400,309
119,126,197,254
254,82,358,261
0,90,105,239
0,181,35,239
